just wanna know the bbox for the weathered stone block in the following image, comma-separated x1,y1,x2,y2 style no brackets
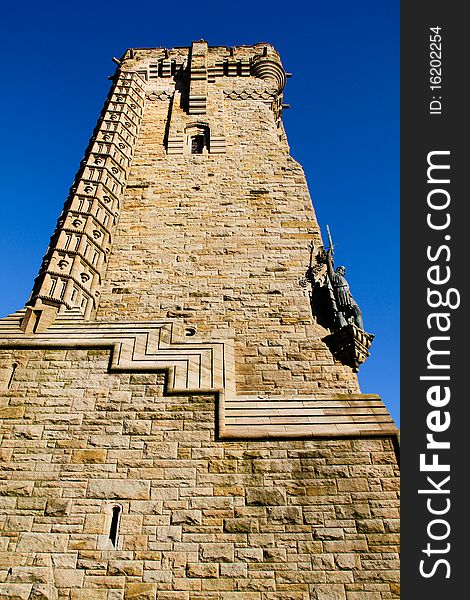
267,506,303,524
4,515,34,532
155,526,182,541
315,585,347,600
186,563,219,578
263,548,287,563
171,510,202,525
70,590,108,600
7,567,50,584
224,517,258,533
0,481,33,497
245,488,286,506
87,479,150,499
313,528,344,540
53,569,85,588
200,543,234,563
0,406,25,419
16,533,68,552
334,553,361,570
71,449,107,464
357,519,386,533
219,562,248,578
236,548,264,563
0,583,33,600
30,583,59,600
45,498,72,516
123,420,151,435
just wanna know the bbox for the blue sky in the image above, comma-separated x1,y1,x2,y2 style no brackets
0,1,399,424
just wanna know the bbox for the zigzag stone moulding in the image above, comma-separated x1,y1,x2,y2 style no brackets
0,314,396,440
1,310,232,385
22,71,146,332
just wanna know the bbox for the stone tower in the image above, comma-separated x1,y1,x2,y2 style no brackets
0,42,399,599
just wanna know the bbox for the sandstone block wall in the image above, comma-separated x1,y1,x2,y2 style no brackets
0,42,399,599
0,349,399,599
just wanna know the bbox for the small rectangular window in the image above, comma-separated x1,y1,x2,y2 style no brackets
191,135,205,154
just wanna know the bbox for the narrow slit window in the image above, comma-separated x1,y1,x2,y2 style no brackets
49,278,58,296
59,281,67,300
109,505,122,548
8,363,18,389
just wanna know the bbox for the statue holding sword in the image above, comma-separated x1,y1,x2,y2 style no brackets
323,225,364,331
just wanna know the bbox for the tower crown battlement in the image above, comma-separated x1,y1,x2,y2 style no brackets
119,41,285,85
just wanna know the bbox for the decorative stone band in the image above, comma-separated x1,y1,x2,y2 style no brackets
22,71,146,332
0,315,397,440
223,394,397,439
0,314,233,397
224,89,277,101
